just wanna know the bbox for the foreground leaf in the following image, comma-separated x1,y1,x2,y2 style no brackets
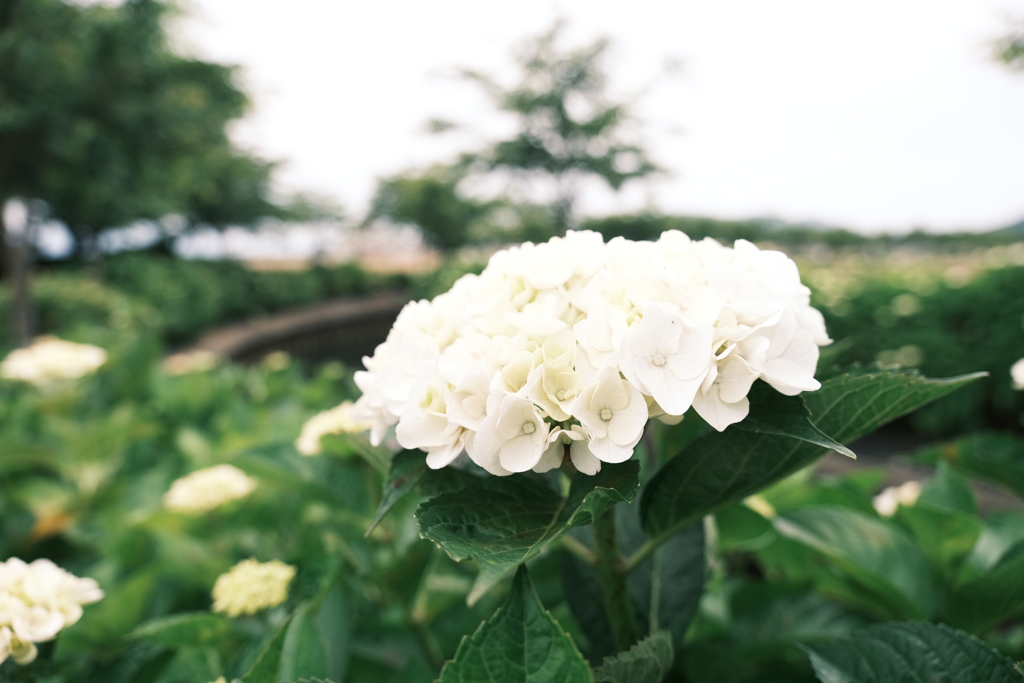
593,631,673,683
279,603,330,683
949,550,1024,633
243,612,293,683
641,369,983,543
805,621,1022,683
736,384,854,459
772,506,935,619
438,566,593,683
418,462,640,604
366,450,427,535
131,612,233,647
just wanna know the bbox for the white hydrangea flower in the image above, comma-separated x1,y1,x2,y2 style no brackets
0,558,103,667
295,400,371,455
350,230,830,475
163,464,257,514
212,559,295,618
1,336,107,386
872,480,923,517
1011,357,1024,390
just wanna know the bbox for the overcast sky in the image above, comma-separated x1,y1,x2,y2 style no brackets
175,0,1024,234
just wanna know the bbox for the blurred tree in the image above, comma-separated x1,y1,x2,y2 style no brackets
366,165,494,251
995,20,1024,70
369,21,661,249
0,0,295,343
447,21,661,233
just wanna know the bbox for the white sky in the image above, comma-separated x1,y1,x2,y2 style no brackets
174,0,1024,234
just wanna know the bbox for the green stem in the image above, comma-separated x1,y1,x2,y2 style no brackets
560,533,596,565
592,508,640,652
623,537,660,573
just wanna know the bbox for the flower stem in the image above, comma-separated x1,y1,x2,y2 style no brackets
592,507,640,652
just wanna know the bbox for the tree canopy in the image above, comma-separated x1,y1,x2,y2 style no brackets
368,22,661,248
0,0,287,258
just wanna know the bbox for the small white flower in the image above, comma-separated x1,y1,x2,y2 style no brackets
619,302,714,416
1,336,107,386
164,464,257,514
574,367,648,463
536,425,603,475
0,558,103,667
1011,357,1024,390
691,350,759,432
872,481,922,517
295,401,370,455
471,395,550,474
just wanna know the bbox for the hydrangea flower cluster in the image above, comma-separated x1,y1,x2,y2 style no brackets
211,559,296,617
352,231,830,476
163,464,257,514
0,558,104,667
295,400,371,455
0,336,107,386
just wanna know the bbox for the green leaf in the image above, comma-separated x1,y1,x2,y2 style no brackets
730,593,866,652
560,548,616,660
804,621,1023,683
418,462,640,604
950,550,1024,633
917,461,976,515
243,612,293,683
131,612,234,647
622,511,705,645
641,368,983,544
437,566,593,683
915,432,1024,501
321,433,391,474
593,631,673,683
895,505,981,579
366,450,427,536
280,603,330,683
736,384,855,459
965,511,1024,574
772,506,935,619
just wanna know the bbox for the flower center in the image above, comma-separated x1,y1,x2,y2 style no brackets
651,353,667,367
522,422,536,435
599,408,613,421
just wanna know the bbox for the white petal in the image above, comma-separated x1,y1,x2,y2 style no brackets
500,434,546,473
588,434,640,463
570,440,602,475
692,390,749,432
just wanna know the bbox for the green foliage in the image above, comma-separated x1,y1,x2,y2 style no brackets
437,566,593,683
641,368,984,543
804,621,1023,683
366,166,494,251
417,461,639,603
592,631,673,683
0,0,286,250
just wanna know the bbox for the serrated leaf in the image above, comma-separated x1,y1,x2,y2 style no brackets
736,383,855,459
804,621,1022,683
641,368,983,544
131,612,233,647
366,450,427,536
772,506,935,619
437,566,593,683
950,550,1024,633
418,461,639,604
593,630,673,683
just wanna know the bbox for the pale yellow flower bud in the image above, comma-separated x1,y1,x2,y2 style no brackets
212,559,295,618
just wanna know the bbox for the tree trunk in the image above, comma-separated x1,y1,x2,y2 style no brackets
1,198,35,346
